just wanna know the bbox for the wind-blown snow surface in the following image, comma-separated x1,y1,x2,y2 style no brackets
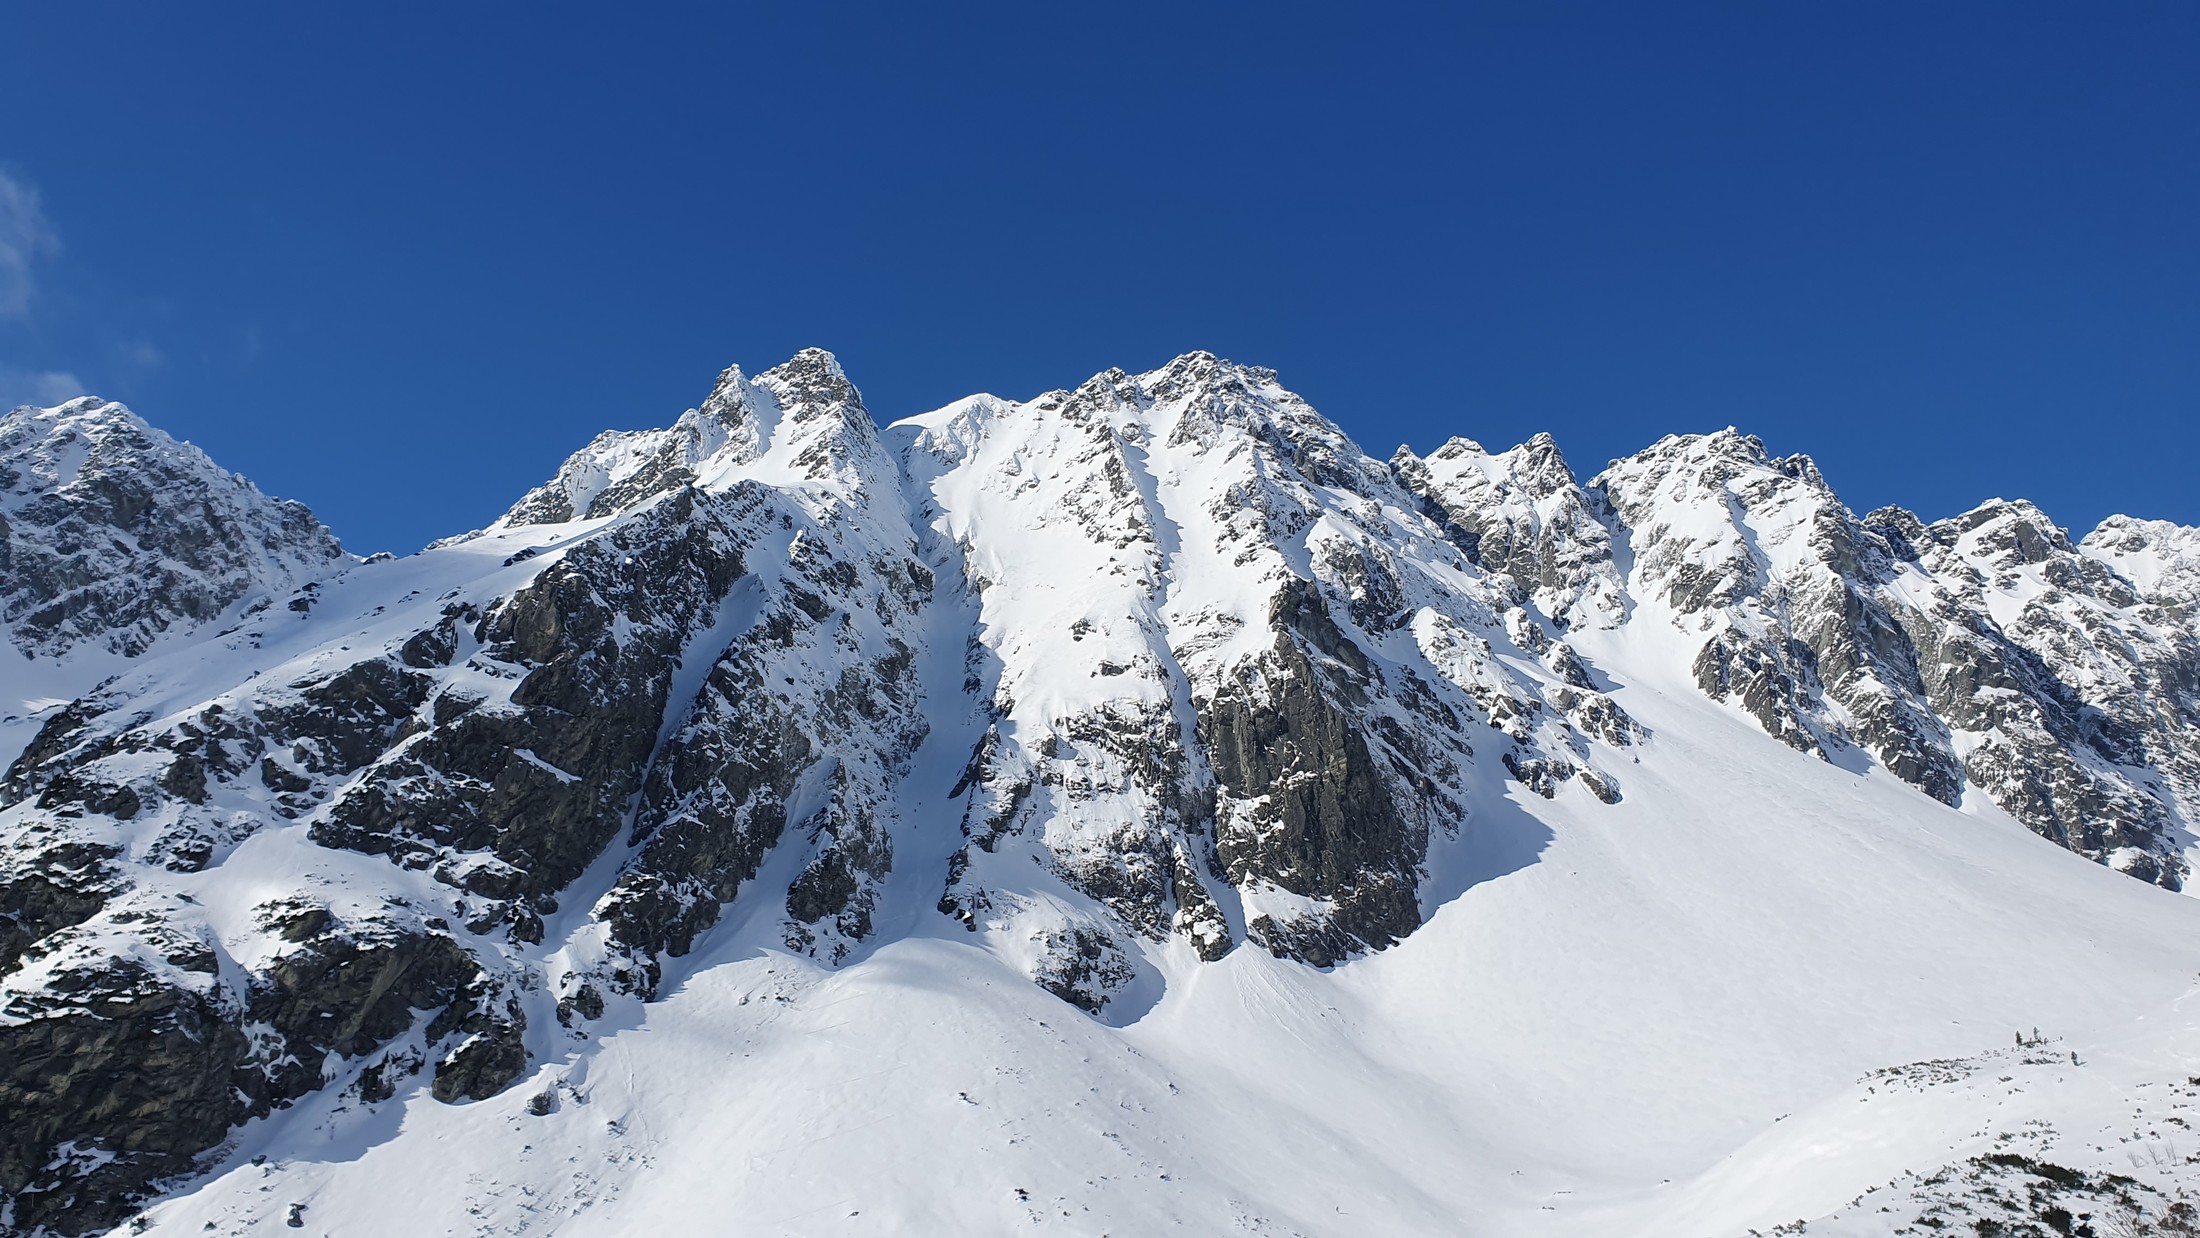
1,355,2197,1237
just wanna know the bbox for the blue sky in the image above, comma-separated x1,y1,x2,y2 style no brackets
2,4,2194,553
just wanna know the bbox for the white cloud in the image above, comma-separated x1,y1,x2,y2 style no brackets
116,339,165,370
0,170,61,320
0,365,88,409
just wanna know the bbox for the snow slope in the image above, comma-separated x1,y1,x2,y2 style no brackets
117,662,2200,1237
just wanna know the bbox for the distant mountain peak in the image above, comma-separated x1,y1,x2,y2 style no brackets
756,346,858,409
0,396,348,660
495,348,889,532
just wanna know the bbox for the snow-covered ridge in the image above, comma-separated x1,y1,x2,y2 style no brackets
489,347,882,532
2,352,2197,1236
892,349,1631,981
2084,512,2200,603
1,397,349,662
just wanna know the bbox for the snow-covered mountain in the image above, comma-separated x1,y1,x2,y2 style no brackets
1,398,349,662
0,399,352,781
3,357,2197,1236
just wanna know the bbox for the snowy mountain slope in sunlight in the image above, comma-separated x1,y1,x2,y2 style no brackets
2,350,2197,1236
0,398,351,770
113,666,2200,1238
894,354,1633,1007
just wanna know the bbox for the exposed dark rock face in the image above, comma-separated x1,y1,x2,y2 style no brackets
429,1002,530,1103
592,639,810,974
248,920,480,1076
0,901,493,1235
313,486,748,911
1,398,348,660
0,841,118,974
0,963,251,1236
1203,584,1426,965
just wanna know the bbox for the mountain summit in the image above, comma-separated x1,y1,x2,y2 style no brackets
1,398,347,661
3,357,2197,1236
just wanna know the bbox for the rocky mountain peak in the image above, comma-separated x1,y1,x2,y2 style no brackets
5,396,187,501
2084,515,2200,604
1596,426,1849,539
1862,505,1930,557
1640,426,1768,466
496,349,891,530
1420,435,1489,461
1391,430,1621,632
1142,349,1280,400
694,361,757,427
1775,450,1827,489
745,348,901,513
1508,432,1580,492
1705,425,1770,457
754,347,858,416
1635,429,1842,500
1,396,348,660
1931,498,2074,568
1035,353,1289,427
1012,353,1385,502
2086,514,2200,556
